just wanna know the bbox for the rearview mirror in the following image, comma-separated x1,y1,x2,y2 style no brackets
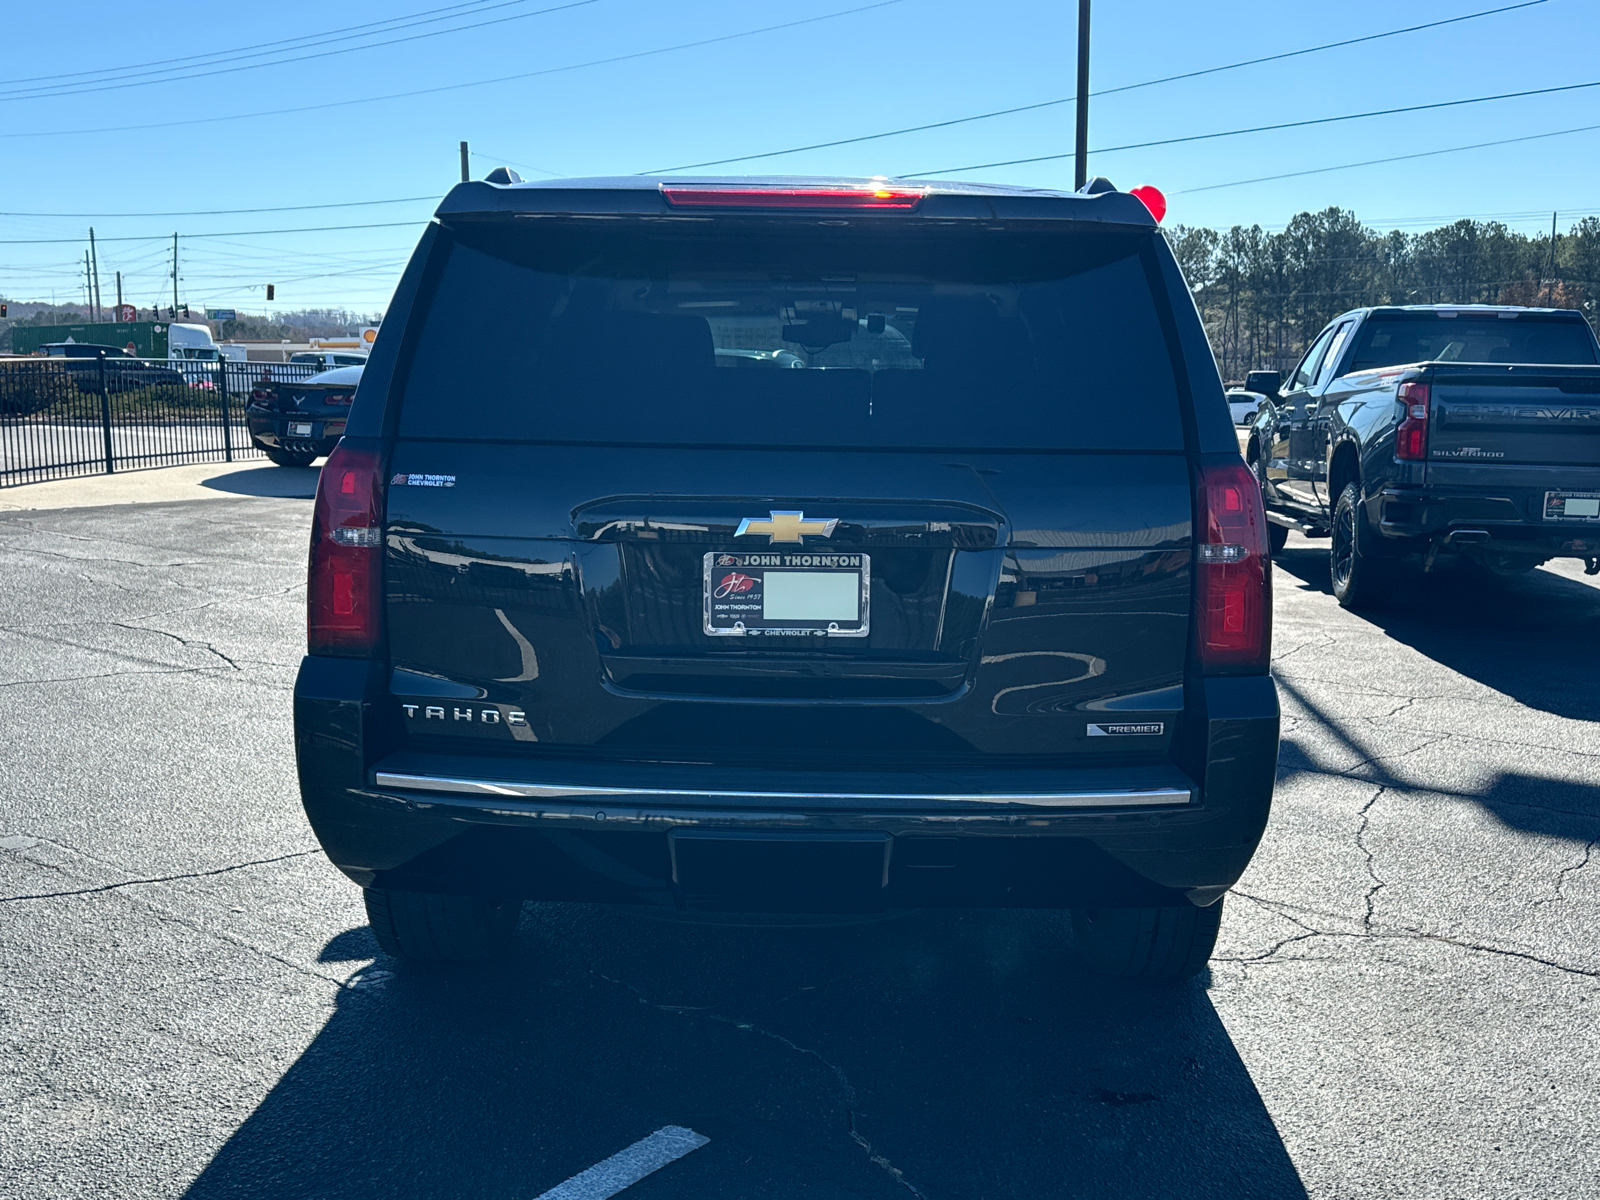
1245,370,1282,398
782,316,856,350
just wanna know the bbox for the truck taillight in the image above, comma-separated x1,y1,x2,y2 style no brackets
308,442,385,656
1396,381,1429,461
1194,459,1271,673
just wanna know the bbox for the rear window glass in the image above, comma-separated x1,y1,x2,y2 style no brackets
398,222,1184,450
1349,314,1598,371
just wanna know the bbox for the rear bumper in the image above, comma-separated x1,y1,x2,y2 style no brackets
1378,486,1600,557
246,409,345,455
293,658,1279,911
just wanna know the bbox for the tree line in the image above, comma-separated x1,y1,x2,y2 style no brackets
1165,208,1600,383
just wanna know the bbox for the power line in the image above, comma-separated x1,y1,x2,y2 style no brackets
0,0,531,87
0,197,439,219
644,0,1550,172
900,77,1600,177
469,149,564,178
0,220,427,246
1175,122,1600,194
0,0,904,140
0,0,600,103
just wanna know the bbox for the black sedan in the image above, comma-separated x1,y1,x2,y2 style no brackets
246,364,361,467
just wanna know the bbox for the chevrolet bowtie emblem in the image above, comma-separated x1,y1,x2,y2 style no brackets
734,510,839,544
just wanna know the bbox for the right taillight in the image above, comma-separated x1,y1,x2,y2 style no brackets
308,441,385,656
1395,381,1430,461
1194,459,1272,673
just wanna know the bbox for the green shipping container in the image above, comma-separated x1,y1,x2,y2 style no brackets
11,322,170,358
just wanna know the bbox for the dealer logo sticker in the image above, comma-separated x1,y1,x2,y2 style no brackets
1087,722,1165,737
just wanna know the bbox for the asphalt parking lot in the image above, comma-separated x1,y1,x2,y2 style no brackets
2,485,1598,1199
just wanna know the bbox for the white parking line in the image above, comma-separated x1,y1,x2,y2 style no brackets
533,1126,710,1200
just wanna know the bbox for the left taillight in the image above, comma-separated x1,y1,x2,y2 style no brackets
1194,459,1272,674
308,441,385,656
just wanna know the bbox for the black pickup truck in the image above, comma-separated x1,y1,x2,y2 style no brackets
1244,305,1600,606
292,174,1280,979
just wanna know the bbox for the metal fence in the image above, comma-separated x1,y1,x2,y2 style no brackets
0,355,328,486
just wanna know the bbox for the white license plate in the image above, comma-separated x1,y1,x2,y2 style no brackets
1544,491,1600,521
288,422,314,437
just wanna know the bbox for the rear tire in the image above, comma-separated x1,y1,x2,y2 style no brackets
1071,901,1223,980
363,887,521,962
1330,481,1394,609
263,446,317,468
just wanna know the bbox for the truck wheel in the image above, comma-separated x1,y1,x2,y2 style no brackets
1071,901,1222,980
363,887,521,962
263,447,317,468
1251,453,1289,554
1330,481,1394,609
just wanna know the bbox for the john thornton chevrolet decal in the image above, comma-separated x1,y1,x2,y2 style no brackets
390,473,456,487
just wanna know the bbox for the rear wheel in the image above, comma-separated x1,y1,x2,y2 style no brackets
1330,481,1394,609
1071,901,1223,980
262,446,316,468
363,887,521,962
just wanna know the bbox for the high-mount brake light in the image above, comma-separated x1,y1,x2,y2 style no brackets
308,442,385,655
1395,381,1430,461
660,184,926,211
1194,460,1271,673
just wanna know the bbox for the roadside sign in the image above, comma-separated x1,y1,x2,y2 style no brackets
207,309,237,321
115,304,136,323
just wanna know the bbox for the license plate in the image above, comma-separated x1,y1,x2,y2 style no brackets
704,551,869,637
288,422,314,437
1544,491,1600,521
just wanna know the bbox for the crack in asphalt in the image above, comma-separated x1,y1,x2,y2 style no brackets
1538,841,1597,907
0,665,223,689
0,848,321,903
1355,786,1390,931
112,621,242,670
587,963,927,1198
1226,890,1600,979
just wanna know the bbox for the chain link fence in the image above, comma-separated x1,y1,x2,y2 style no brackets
0,354,327,486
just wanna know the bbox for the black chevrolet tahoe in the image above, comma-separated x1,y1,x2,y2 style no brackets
1245,305,1600,607
293,174,1279,979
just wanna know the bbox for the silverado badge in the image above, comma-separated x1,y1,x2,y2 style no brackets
734,510,838,544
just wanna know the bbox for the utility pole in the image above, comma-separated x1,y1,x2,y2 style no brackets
84,251,92,313
89,227,103,322
1545,211,1558,304
172,232,180,317
116,270,123,314
460,141,470,183
1074,0,1091,190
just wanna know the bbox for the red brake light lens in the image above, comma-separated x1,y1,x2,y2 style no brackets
324,391,354,406
660,184,925,211
1195,460,1271,672
1395,381,1429,461
308,442,385,656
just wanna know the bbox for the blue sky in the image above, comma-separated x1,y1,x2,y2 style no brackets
2,0,1596,315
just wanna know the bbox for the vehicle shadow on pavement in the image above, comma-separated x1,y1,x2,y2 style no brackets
199,464,321,499
1272,544,1600,721
182,905,1306,1200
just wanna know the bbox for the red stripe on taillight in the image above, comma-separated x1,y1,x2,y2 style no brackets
308,442,385,656
1195,459,1272,673
1395,381,1430,461
660,184,925,210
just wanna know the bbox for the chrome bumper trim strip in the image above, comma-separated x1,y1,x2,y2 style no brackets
371,772,1190,809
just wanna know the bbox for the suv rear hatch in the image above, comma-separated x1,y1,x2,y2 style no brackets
381,205,1200,776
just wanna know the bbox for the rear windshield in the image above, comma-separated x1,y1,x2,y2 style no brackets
398,221,1184,450
1349,313,1598,371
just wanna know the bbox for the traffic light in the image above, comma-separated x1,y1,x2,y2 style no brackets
168,307,176,319
1,303,7,318
182,304,190,319
266,284,275,301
